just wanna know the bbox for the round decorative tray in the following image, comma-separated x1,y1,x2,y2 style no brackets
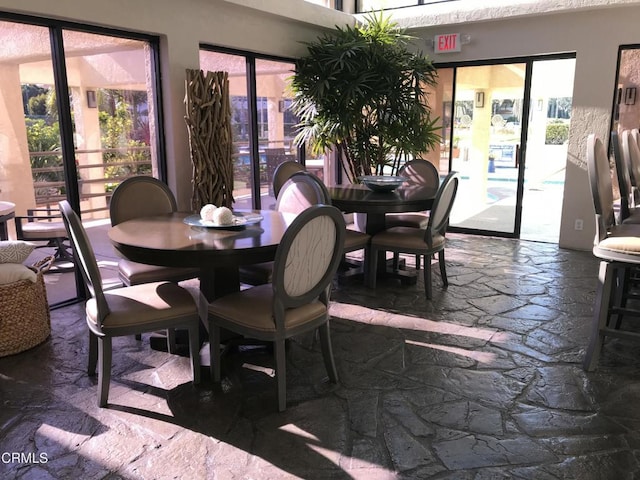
183,212,263,230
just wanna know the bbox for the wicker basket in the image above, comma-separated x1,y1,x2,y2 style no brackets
0,256,53,357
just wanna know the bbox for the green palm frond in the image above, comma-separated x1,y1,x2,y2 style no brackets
290,12,440,182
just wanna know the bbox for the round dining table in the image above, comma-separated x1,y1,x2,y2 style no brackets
108,210,293,302
327,183,438,235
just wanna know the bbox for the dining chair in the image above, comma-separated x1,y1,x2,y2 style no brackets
15,207,75,271
386,159,440,227
366,171,459,299
240,171,371,285
264,148,288,195
622,129,640,205
612,131,640,224
110,176,200,351
59,200,201,407
583,134,640,370
280,172,371,262
385,159,440,269
110,176,200,287
208,204,345,411
272,160,305,199
239,162,306,286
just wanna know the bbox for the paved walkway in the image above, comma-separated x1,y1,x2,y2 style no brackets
2,234,640,479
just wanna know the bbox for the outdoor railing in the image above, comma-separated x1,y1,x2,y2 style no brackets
28,146,152,215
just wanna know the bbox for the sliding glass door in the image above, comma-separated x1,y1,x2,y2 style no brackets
438,55,574,242
0,15,163,305
447,62,527,235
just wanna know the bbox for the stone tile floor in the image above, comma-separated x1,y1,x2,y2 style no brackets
2,234,640,479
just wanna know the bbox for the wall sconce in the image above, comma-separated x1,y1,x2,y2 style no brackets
625,87,637,105
86,90,97,108
278,100,286,113
475,91,485,108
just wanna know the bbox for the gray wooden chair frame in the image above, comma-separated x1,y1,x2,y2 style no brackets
367,172,459,299
59,200,201,407
622,129,640,205
272,160,305,199
110,176,200,350
208,204,345,411
613,131,633,219
241,171,370,285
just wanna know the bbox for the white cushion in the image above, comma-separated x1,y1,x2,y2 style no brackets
0,241,35,264
0,263,37,284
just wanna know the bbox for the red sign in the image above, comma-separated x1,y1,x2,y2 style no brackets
434,33,461,54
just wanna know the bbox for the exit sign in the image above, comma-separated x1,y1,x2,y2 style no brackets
434,33,461,53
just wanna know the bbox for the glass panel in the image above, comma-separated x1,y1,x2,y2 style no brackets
0,21,78,304
449,63,526,234
614,48,640,134
199,50,254,209
423,67,453,177
62,30,158,221
359,0,419,11
255,58,299,210
520,58,574,243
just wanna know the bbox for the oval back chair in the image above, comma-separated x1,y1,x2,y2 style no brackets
368,172,459,299
59,200,200,407
209,204,346,411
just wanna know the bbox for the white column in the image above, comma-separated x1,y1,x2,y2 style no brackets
0,63,37,233
71,85,106,219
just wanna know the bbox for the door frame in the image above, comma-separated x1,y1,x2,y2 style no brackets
0,12,166,307
435,52,576,239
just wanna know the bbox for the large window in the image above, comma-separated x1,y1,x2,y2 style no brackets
0,15,164,306
358,0,454,12
199,48,301,210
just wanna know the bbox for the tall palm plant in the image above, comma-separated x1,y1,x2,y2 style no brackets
290,13,440,182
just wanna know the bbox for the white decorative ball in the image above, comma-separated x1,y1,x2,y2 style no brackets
212,206,234,225
200,204,217,222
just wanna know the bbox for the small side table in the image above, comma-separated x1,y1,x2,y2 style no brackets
0,202,16,241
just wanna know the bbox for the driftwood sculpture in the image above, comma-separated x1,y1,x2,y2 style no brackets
185,69,234,210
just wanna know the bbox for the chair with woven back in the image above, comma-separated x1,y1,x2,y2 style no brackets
264,148,289,196
208,204,345,411
59,200,201,407
15,207,74,272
